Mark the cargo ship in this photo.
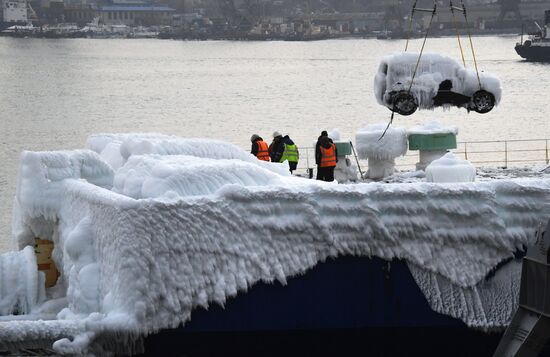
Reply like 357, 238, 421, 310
143, 256, 507, 356
0, 0, 29, 32
1, 133, 550, 356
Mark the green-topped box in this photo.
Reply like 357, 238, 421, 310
408, 133, 457, 151
334, 141, 352, 156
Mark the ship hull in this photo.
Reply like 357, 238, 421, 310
0, 21, 27, 32
142, 256, 506, 356
515, 43, 550, 61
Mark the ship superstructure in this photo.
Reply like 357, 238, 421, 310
1, 0, 28, 30
515, 9, 550, 61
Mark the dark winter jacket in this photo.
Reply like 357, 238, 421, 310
315, 136, 337, 165
269, 135, 284, 162
251, 136, 264, 156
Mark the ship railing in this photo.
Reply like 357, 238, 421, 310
292, 138, 550, 173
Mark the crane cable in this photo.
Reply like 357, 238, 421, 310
381, 0, 482, 140
380, 1, 436, 141
450, 0, 466, 66
407, 3, 437, 93
404, 1, 417, 52
461, 2, 482, 90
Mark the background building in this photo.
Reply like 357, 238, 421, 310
97, 4, 175, 26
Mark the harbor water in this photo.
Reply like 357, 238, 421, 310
1, 35, 549, 253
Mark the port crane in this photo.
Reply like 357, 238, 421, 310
498, 0, 522, 23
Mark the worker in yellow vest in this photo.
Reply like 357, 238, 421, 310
316, 134, 338, 182
280, 135, 299, 173
269, 132, 299, 173
250, 134, 270, 161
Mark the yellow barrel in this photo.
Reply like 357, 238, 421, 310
34, 238, 59, 288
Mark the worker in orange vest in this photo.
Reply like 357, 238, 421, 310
316, 132, 338, 181
250, 134, 270, 161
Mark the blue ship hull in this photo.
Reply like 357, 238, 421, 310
142, 257, 504, 356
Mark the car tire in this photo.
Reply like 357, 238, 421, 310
391, 91, 418, 116
471, 90, 495, 114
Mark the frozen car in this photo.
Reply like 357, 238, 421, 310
374, 53, 502, 116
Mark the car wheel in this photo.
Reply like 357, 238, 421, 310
471, 90, 495, 114
391, 91, 417, 116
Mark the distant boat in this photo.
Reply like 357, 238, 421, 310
375, 30, 391, 40
515, 10, 550, 61
42, 23, 85, 38
129, 26, 158, 39
283, 31, 328, 41
0, 23, 37, 37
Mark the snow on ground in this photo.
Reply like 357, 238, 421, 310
1, 133, 550, 355
383, 165, 550, 184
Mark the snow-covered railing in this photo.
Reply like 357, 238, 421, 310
285, 138, 550, 174
455, 139, 550, 168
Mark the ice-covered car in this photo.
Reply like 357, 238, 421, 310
374, 53, 502, 116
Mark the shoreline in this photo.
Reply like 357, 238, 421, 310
0, 30, 522, 41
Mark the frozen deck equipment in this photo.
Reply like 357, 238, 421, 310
493, 218, 550, 356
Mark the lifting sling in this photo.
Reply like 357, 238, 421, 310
379, 0, 483, 140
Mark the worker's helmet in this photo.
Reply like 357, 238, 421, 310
272, 131, 281, 138
250, 134, 260, 142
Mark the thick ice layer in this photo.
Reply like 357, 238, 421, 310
355, 124, 407, 179
13, 150, 114, 249
410, 259, 521, 329
355, 123, 408, 161
3, 134, 550, 355
0, 246, 45, 315
408, 120, 459, 136
333, 157, 358, 183
63, 178, 550, 339
426, 153, 476, 183
86, 133, 290, 176
374, 52, 502, 110
112, 155, 305, 199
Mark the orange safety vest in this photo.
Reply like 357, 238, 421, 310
320, 144, 337, 167
256, 140, 270, 161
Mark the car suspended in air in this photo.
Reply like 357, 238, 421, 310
373, 0, 502, 117
374, 52, 502, 116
